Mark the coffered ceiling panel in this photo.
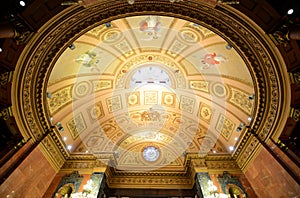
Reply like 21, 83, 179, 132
46, 15, 254, 171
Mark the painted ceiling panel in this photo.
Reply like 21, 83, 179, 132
47, 15, 254, 171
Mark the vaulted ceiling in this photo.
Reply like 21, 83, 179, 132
7, 0, 293, 188
47, 15, 254, 171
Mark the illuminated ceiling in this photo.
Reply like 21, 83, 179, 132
46, 15, 255, 171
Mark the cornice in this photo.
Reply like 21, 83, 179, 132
11, 0, 289, 174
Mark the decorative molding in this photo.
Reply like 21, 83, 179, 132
48, 85, 73, 114
0, 71, 14, 86
106, 95, 122, 112
0, 106, 13, 120
289, 72, 300, 86
216, 114, 235, 141
116, 54, 185, 89
7, 15, 34, 45
12, 0, 286, 179
189, 80, 210, 93
40, 135, 66, 171
179, 95, 195, 114
67, 113, 87, 140
289, 107, 300, 122
229, 87, 253, 115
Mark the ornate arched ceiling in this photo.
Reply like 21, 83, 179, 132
11, 0, 290, 180
47, 15, 254, 170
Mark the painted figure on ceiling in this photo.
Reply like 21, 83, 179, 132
75, 51, 101, 72
139, 16, 162, 40
200, 53, 227, 69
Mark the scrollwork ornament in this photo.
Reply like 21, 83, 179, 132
0, 71, 13, 86
291, 72, 300, 86
0, 106, 13, 120
291, 108, 300, 122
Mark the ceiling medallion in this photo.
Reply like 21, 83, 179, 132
143, 146, 160, 162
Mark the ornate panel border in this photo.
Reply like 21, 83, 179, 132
11, 0, 289, 171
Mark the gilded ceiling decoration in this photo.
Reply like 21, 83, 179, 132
45, 15, 254, 171
11, 0, 290, 187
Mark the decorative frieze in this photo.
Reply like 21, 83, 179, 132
13, 0, 284, 180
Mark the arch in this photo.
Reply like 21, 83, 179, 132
11, 0, 290, 170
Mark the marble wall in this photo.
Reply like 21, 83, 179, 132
0, 145, 56, 198
245, 147, 300, 198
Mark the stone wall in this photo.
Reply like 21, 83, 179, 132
0, 146, 56, 198
245, 147, 300, 198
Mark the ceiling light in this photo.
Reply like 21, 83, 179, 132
63, 137, 67, 141
0, 48, 2, 53
114, 151, 119, 158
287, 9, 294, 15
67, 145, 72, 150
213, 150, 217, 154
229, 146, 234, 151
234, 137, 238, 141
226, 43, 232, 50
128, 0, 134, 4
105, 22, 111, 27
20, 1, 26, 6
46, 92, 52, 98
56, 122, 64, 132
236, 123, 244, 132
249, 93, 255, 100
248, 117, 253, 122
69, 43, 75, 50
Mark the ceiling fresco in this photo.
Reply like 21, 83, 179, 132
46, 15, 255, 171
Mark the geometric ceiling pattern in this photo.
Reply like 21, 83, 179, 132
47, 16, 254, 171
11, 0, 290, 188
